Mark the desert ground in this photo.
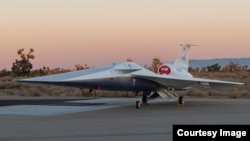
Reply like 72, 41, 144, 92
0, 72, 249, 99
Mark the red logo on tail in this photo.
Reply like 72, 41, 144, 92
158, 65, 171, 75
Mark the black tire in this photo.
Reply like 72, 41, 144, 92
142, 95, 148, 104
178, 96, 184, 105
136, 101, 140, 109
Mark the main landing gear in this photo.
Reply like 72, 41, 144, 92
136, 100, 140, 109
178, 95, 184, 105
135, 89, 185, 109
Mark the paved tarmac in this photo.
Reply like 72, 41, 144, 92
0, 98, 250, 141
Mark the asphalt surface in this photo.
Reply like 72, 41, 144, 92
0, 98, 250, 141
0, 98, 103, 106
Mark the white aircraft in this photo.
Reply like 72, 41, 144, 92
19, 43, 244, 108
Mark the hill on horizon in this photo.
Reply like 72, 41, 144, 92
189, 57, 250, 68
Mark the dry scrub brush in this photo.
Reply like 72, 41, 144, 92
186, 72, 250, 98
1, 72, 249, 98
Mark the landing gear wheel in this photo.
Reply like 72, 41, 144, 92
136, 101, 140, 109
178, 96, 184, 105
142, 95, 148, 104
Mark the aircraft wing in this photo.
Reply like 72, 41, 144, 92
130, 70, 244, 90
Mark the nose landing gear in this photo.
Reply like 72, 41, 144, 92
135, 92, 149, 109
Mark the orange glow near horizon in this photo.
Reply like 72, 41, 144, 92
0, 0, 250, 70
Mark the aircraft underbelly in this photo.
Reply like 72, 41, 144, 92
74, 77, 158, 91
33, 77, 158, 91
158, 80, 196, 89
142, 77, 197, 90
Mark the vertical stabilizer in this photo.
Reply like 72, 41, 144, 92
174, 43, 198, 71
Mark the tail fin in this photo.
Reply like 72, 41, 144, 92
174, 43, 198, 71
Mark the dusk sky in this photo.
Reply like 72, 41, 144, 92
1, 0, 249, 70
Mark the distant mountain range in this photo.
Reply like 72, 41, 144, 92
189, 57, 250, 68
